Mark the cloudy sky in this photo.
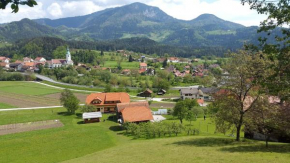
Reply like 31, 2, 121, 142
0, 0, 267, 26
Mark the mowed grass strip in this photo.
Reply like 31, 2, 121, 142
64, 136, 290, 163
0, 108, 119, 163
0, 81, 61, 95
0, 102, 17, 109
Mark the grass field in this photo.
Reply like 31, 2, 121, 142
0, 102, 17, 109
0, 81, 60, 96
104, 61, 139, 69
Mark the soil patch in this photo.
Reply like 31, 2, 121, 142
44, 93, 88, 103
0, 96, 58, 108
0, 119, 63, 135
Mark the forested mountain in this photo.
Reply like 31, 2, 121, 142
0, 2, 281, 56
0, 37, 228, 59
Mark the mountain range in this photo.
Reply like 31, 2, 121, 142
0, 2, 273, 52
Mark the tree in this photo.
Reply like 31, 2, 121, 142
211, 51, 270, 141
242, 0, 290, 102
0, 0, 37, 13
128, 55, 133, 62
53, 46, 66, 59
247, 96, 281, 147
162, 58, 168, 68
173, 101, 188, 124
100, 50, 104, 56
104, 84, 112, 92
186, 111, 195, 125
60, 89, 79, 114
81, 104, 97, 113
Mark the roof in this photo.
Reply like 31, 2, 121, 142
169, 57, 179, 61
143, 88, 153, 94
82, 112, 102, 119
0, 62, 7, 67
0, 57, 9, 61
180, 88, 200, 94
139, 69, 146, 73
121, 106, 153, 122
117, 101, 149, 112
140, 62, 147, 67
86, 92, 130, 105
52, 59, 66, 64
9, 62, 22, 67
197, 99, 204, 104
35, 57, 45, 62
200, 87, 219, 94
23, 62, 35, 67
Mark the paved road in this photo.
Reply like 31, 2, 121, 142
32, 73, 198, 90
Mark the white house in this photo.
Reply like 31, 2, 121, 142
34, 57, 46, 63
47, 47, 74, 68
179, 87, 204, 100
0, 56, 10, 63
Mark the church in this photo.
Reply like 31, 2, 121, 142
47, 47, 74, 68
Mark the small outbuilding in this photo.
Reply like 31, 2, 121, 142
83, 112, 102, 123
137, 89, 153, 97
157, 89, 166, 95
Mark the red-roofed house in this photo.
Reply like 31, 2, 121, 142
139, 62, 147, 70
34, 57, 46, 63
86, 92, 130, 113
0, 62, 9, 69
121, 106, 153, 123
0, 56, 10, 63
167, 57, 179, 63
23, 57, 33, 62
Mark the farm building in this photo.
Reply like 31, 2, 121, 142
83, 112, 102, 123
121, 106, 153, 123
157, 89, 166, 95
86, 92, 130, 113
137, 89, 153, 97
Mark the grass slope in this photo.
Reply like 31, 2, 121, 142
0, 108, 121, 163
0, 81, 60, 95
0, 102, 17, 109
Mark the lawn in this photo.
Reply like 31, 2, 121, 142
1, 108, 289, 163
0, 81, 60, 96
104, 61, 139, 69
0, 102, 17, 109
0, 108, 123, 163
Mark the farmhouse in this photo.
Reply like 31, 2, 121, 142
86, 92, 130, 113
179, 87, 204, 100
167, 57, 179, 63
0, 56, 10, 63
23, 57, 33, 62
0, 62, 9, 69
83, 112, 102, 123
34, 57, 46, 63
139, 62, 147, 70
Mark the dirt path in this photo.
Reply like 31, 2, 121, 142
0, 120, 63, 136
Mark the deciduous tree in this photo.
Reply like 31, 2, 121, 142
60, 89, 79, 114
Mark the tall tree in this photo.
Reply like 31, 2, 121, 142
60, 89, 79, 114
211, 51, 270, 141
128, 55, 133, 62
162, 58, 168, 68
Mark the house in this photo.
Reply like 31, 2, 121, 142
157, 89, 166, 95
86, 92, 130, 113
0, 56, 10, 63
137, 89, 153, 97
200, 87, 219, 101
167, 57, 179, 63
116, 101, 149, 117
0, 62, 9, 69
179, 87, 204, 100
34, 57, 46, 63
46, 47, 73, 68
146, 68, 155, 76
120, 106, 153, 123
9, 62, 22, 71
139, 62, 147, 70
83, 112, 102, 123
18, 62, 36, 71
23, 57, 33, 62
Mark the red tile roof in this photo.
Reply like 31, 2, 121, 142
197, 99, 204, 105
117, 101, 149, 112
140, 63, 147, 67
121, 106, 153, 122
86, 92, 130, 105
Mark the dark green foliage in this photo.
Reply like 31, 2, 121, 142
81, 104, 97, 113
173, 99, 199, 124
128, 55, 133, 62
0, 72, 25, 81
123, 122, 199, 139
60, 89, 79, 114
0, 0, 37, 13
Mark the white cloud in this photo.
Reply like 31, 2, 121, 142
0, 0, 267, 26
47, 3, 63, 17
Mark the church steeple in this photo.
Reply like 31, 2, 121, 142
66, 46, 71, 62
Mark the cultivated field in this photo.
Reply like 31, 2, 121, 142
0, 82, 90, 108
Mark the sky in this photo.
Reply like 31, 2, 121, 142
0, 0, 267, 26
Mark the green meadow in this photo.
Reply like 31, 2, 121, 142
0, 102, 17, 109
0, 108, 289, 163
